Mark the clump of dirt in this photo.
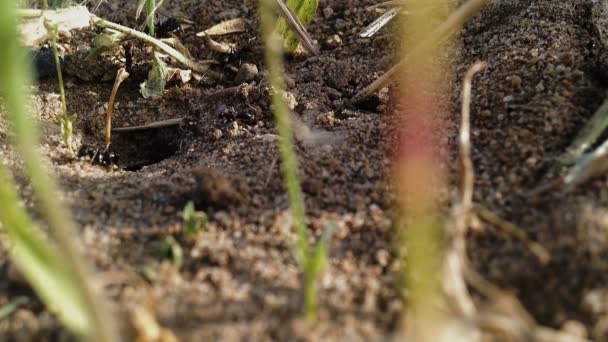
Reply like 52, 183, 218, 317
4, 0, 608, 340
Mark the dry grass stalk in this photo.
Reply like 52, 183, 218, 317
442, 62, 486, 325
105, 68, 129, 147
351, 0, 491, 104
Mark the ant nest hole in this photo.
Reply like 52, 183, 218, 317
111, 125, 182, 171
79, 123, 183, 171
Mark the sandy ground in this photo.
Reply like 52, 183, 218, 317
2, 0, 608, 341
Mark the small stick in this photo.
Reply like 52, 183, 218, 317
443, 62, 486, 319
474, 205, 551, 265
106, 68, 129, 147
459, 61, 487, 212
112, 118, 183, 132
264, 156, 278, 187
351, 0, 490, 104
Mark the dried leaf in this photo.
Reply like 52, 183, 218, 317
197, 18, 248, 36
203, 34, 237, 54
161, 36, 193, 59
167, 67, 191, 83
18, 6, 91, 46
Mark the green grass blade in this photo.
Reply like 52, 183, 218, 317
261, 0, 334, 325
564, 98, 608, 161
0, 169, 92, 334
260, 0, 309, 261
146, 0, 155, 36
0, 297, 28, 321
306, 223, 335, 277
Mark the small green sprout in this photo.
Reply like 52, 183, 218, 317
0, 297, 29, 321
44, 19, 76, 145
138, 264, 159, 283
140, 52, 168, 98
299, 223, 335, 323
85, 32, 124, 61
161, 235, 183, 269
181, 201, 207, 239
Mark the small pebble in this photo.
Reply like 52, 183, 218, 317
561, 320, 587, 338
282, 91, 298, 110
325, 34, 343, 48
508, 75, 522, 88
284, 76, 296, 89
235, 63, 258, 83
211, 128, 223, 141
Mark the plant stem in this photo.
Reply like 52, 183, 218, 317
261, 0, 321, 323
260, 0, 308, 260
146, 0, 155, 37
304, 271, 317, 324
91, 15, 210, 73
105, 68, 129, 147
48, 24, 67, 117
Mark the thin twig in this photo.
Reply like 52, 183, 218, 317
106, 68, 129, 147
473, 205, 551, 264
264, 156, 278, 187
112, 118, 183, 132
351, 0, 490, 104
459, 61, 487, 211
443, 62, 486, 320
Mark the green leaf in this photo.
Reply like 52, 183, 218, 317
140, 52, 168, 98
181, 201, 207, 239
161, 235, 183, 269
85, 33, 121, 61
138, 264, 159, 283
0, 297, 29, 320
0, 169, 92, 335
60, 113, 76, 143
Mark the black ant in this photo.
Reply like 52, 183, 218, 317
78, 144, 119, 166
155, 16, 182, 38
143, 11, 186, 38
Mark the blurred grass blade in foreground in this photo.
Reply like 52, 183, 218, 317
0, 170, 92, 334
0, 2, 117, 341
396, 0, 453, 340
